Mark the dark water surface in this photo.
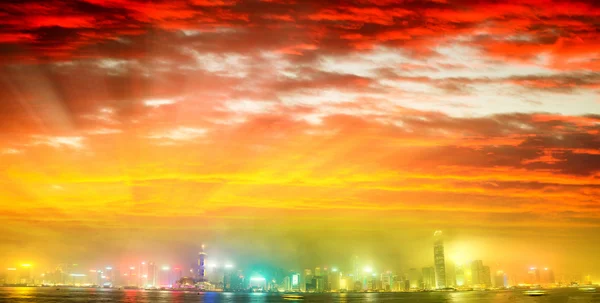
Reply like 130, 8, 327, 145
0, 287, 599, 303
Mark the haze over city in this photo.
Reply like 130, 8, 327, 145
0, 0, 599, 295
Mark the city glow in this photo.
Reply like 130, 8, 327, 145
0, 0, 598, 293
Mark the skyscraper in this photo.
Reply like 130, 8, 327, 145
409, 268, 421, 289
433, 230, 446, 288
494, 270, 507, 288
470, 260, 491, 288
422, 267, 435, 290
147, 262, 156, 287
482, 266, 491, 288
471, 260, 483, 286
197, 244, 207, 281
541, 268, 555, 285
445, 261, 456, 287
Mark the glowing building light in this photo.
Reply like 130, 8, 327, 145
89, 270, 97, 273
106, 267, 112, 270
70, 274, 86, 277
363, 266, 373, 273
7, 268, 17, 271
141, 262, 146, 265
21, 264, 31, 267
162, 266, 170, 271
250, 277, 266, 281
332, 268, 338, 272
130, 267, 135, 270
225, 264, 234, 269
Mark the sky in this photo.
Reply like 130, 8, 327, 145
0, 0, 599, 277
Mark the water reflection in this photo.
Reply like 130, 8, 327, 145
0, 288, 598, 302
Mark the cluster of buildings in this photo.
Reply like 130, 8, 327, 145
1, 232, 593, 291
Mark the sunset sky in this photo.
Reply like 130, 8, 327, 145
0, 0, 599, 275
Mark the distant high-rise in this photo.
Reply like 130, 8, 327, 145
494, 270, 508, 288
471, 260, 483, 286
433, 230, 446, 288
147, 262, 156, 287
409, 268, 421, 289
445, 262, 456, 287
455, 264, 465, 286
422, 267, 435, 290
197, 244, 207, 281
541, 268, 555, 285
482, 266, 491, 288
470, 260, 491, 288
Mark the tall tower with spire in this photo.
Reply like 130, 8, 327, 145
433, 231, 447, 289
197, 244, 207, 281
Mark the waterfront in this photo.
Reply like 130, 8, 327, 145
0, 287, 598, 303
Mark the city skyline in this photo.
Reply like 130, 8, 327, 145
1, 232, 594, 290
0, 0, 599, 294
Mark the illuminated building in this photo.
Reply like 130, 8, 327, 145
315, 276, 324, 292
127, 266, 137, 287
409, 268, 421, 289
381, 271, 393, 291
495, 270, 508, 288
160, 266, 171, 287
433, 230, 446, 288
249, 276, 266, 290
197, 244, 207, 281
112, 268, 122, 286
322, 267, 330, 291
353, 280, 362, 292
455, 264, 465, 286
422, 267, 435, 290
19, 264, 32, 285
352, 256, 359, 284
147, 262, 156, 287
527, 267, 540, 285
281, 276, 290, 291
291, 273, 300, 291
470, 260, 491, 288
471, 260, 482, 287
302, 269, 312, 292
445, 262, 456, 287
541, 268, 555, 285
223, 264, 235, 290
104, 266, 114, 285
139, 262, 147, 287
329, 269, 340, 291
4, 268, 18, 285
482, 266, 491, 288
339, 276, 347, 291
